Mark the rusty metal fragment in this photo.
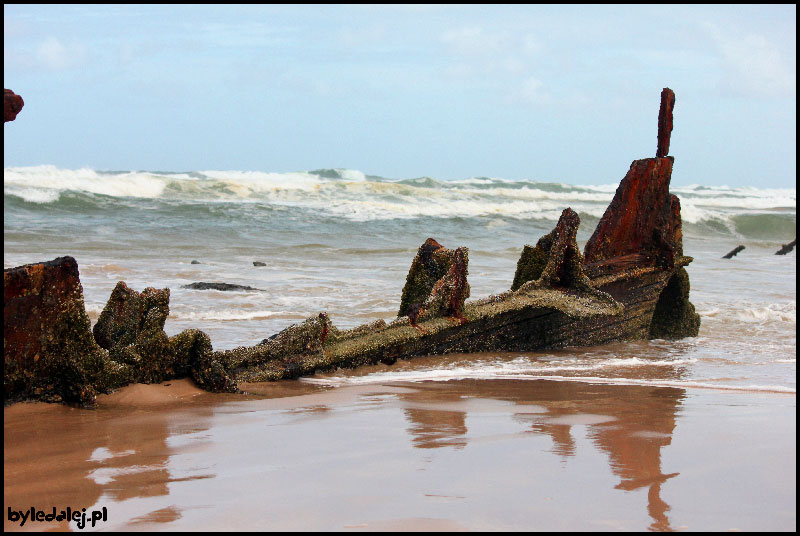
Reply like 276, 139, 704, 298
584, 158, 682, 269
4, 88, 24, 123
657, 88, 675, 157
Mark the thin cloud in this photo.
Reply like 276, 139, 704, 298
706, 23, 796, 98
440, 25, 548, 105
35, 36, 88, 70
517, 76, 549, 104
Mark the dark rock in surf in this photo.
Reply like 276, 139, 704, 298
253, 261, 266, 267
183, 282, 263, 291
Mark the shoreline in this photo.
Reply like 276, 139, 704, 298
4, 377, 795, 531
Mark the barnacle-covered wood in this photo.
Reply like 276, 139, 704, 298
398, 238, 454, 317
420, 246, 471, 323
217, 314, 394, 381
93, 281, 237, 391
513, 208, 601, 296
4, 257, 129, 406
93, 281, 144, 350
648, 268, 701, 339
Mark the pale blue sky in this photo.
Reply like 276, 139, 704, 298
4, 4, 796, 188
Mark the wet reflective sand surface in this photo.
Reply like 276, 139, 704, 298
4, 378, 795, 531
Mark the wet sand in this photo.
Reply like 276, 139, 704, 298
4, 378, 796, 532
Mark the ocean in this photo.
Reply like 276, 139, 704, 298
3, 164, 796, 531
3, 165, 796, 393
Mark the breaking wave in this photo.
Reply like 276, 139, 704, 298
4, 165, 796, 238
304, 368, 795, 394
699, 301, 796, 324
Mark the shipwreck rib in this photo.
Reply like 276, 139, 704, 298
212, 87, 700, 382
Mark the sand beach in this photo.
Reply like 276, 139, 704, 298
4, 375, 795, 531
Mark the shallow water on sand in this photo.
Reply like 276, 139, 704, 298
3, 379, 795, 531
4, 230, 796, 394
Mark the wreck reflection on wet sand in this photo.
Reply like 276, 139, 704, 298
4, 375, 794, 531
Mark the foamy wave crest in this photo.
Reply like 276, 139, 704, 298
702, 301, 796, 324
697, 301, 797, 325
169, 309, 292, 321
734, 303, 796, 323
87, 305, 302, 324
304, 371, 795, 394
526, 377, 796, 394
196, 169, 323, 193
4, 166, 794, 227
3, 186, 61, 204
304, 356, 699, 385
4, 165, 171, 202
673, 184, 796, 209
671, 184, 796, 236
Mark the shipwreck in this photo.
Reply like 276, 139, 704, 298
4, 88, 700, 407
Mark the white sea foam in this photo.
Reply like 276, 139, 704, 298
733, 303, 796, 323
4, 165, 795, 225
88, 305, 299, 322
4, 165, 168, 199
701, 302, 796, 324
168, 309, 293, 321
197, 169, 322, 192
3, 186, 61, 203
303, 356, 700, 384
304, 370, 796, 394
673, 184, 796, 205
337, 169, 367, 182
